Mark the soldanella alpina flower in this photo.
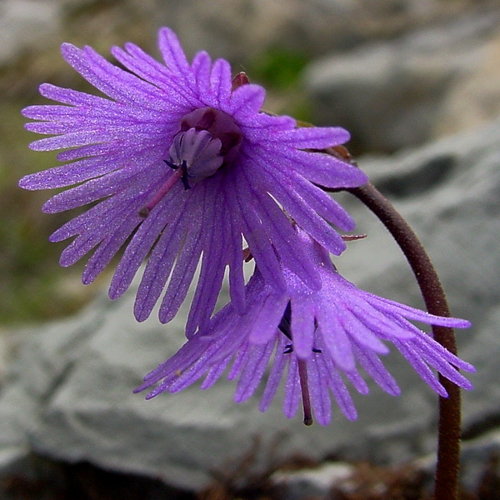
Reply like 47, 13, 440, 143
20, 27, 367, 332
137, 231, 474, 426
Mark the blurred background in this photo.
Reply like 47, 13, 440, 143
0, 0, 499, 498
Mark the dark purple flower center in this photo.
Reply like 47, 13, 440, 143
180, 107, 242, 162
140, 108, 242, 216
166, 107, 243, 189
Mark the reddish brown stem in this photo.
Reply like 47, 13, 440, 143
344, 182, 461, 500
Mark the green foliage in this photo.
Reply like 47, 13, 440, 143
0, 102, 93, 325
249, 47, 309, 90
249, 48, 313, 123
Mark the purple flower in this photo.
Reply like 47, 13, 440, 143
20, 27, 367, 333
136, 232, 474, 426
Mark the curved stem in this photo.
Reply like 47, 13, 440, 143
345, 182, 461, 500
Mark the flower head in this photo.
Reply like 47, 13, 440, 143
136, 232, 474, 426
20, 28, 367, 333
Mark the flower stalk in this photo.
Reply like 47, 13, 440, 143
345, 182, 461, 500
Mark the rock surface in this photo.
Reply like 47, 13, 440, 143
1, 119, 498, 495
271, 462, 354, 500
151, 0, 485, 63
0, 0, 62, 66
0, 0, 492, 70
305, 5, 500, 152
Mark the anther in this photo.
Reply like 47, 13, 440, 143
231, 72, 250, 90
242, 247, 253, 262
341, 234, 367, 242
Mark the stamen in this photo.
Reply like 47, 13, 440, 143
179, 107, 242, 163
342, 234, 367, 241
139, 167, 183, 217
231, 72, 250, 90
330, 144, 353, 162
180, 171, 191, 190
298, 359, 313, 426
242, 247, 253, 262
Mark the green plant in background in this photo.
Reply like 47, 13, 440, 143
0, 100, 96, 324
249, 47, 313, 123
250, 47, 308, 90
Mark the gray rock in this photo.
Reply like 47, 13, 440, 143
1, 124, 498, 493
271, 462, 354, 500
0, 289, 373, 492
460, 429, 500, 492
0, 0, 486, 71
273, 433, 500, 500
412, 428, 500, 493
305, 7, 500, 152
0, 0, 62, 65
151, 0, 490, 64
